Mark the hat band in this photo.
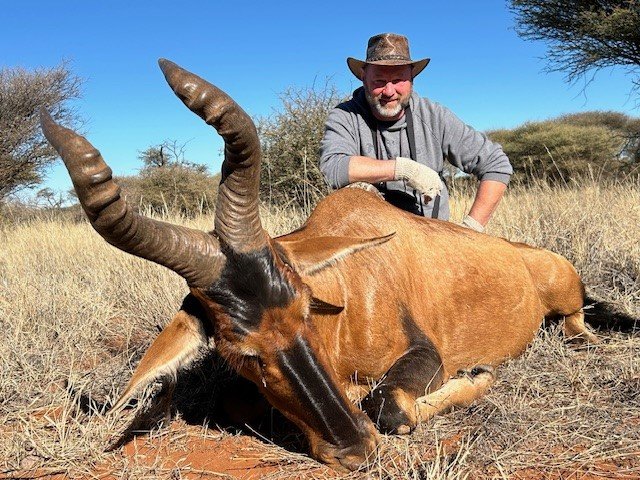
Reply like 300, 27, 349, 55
366, 54, 412, 62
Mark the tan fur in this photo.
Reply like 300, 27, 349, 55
277, 187, 596, 421
112, 187, 596, 453
109, 309, 208, 414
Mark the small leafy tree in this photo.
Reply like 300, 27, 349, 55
119, 139, 218, 216
0, 62, 82, 202
35, 187, 69, 209
138, 145, 170, 169
138, 139, 207, 173
257, 81, 344, 209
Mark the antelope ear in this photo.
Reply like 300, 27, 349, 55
310, 296, 344, 315
279, 232, 395, 276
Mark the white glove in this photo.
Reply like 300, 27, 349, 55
394, 157, 442, 200
461, 215, 485, 233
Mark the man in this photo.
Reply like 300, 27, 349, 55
319, 33, 512, 232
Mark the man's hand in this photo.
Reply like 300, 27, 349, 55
394, 157, 442, 200
461, 215, 484, 233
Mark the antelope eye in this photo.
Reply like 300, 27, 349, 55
247, 354, 265, 368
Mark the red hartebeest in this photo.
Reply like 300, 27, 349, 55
41, 60, 601, 471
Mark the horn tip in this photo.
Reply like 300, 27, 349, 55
39, 107, 52, 126
158, 58, 178, 76
40, 108, 58, 141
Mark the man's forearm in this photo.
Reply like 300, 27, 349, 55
348, 156, 396, 183
467, 180, 508, 226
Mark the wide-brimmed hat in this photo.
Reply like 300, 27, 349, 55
347, 33, 430, 81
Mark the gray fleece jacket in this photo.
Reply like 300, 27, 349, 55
319, 87, 513, 219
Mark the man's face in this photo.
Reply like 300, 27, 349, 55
363, 64, 413, 121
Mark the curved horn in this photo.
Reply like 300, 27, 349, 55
158, 59, 267, 253
40, 109, 225, 289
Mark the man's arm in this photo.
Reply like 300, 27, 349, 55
432, 102, 512, 229
347, 156, 396, 183
349, 156, 443, 201
466, 179, 507, 227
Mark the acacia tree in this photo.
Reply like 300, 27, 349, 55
138, 139, 206, 173
0, 62, 82, 201
510, 0, 640, 94
486, 110, 640, 182
257, 81, 344, 209
115, 139, 217, 215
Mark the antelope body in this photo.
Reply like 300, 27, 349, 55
41, 60, 598, 471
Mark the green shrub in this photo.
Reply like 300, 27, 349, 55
487, 111, 640, 183
257, 82, 344, 209
558, 111, 640, 162
116, 165, 219, 216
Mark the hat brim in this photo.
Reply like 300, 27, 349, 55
347, 57, 430, 81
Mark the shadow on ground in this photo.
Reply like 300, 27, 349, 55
72, 349, 308, 457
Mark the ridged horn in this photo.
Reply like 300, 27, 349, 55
40, 108, 225, 289
158, 58, 267, 253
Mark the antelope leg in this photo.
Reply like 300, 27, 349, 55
563, 310, 600, 344
414, 365, 496, 423
109, 308, 209, 414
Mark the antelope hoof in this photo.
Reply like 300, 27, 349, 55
361, 386, 415, 434
457, 364, 496, 382
567, 331, 601, 346
395, 424, 412, 435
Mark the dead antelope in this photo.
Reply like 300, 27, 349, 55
41, 59, 602, 471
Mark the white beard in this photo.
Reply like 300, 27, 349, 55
365, 89, 411, 120
372, 100, 403, 118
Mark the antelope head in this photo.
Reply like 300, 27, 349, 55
41, 60, 380, 471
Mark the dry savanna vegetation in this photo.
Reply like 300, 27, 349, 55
0, 176, 639, 479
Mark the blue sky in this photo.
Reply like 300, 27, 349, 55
2, 0, 637, 196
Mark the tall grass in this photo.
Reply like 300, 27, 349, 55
0, 177, 638, 478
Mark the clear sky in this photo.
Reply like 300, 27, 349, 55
2, 0, 637, 196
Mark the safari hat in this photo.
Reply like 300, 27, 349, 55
347, 33, 430, 81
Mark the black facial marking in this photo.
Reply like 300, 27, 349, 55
277, 335, 363, 448
361, 304, 443, 433
206, 245, 295, 334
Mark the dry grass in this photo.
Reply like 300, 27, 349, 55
0, 177, 638, 479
